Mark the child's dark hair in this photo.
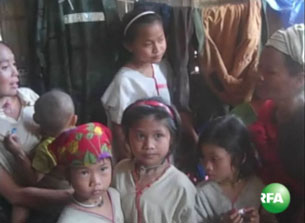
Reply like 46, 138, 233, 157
121, 8, 163, 44
198, 115, 258, 179
121, 97, 181, 151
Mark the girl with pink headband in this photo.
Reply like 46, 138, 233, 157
113, 97, 196, 223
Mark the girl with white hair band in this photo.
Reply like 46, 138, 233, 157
250, 24, 304, 223
101, 8, 170, 162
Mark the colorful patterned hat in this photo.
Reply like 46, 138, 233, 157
48, 122, 112, 167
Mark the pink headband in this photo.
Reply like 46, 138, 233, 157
133, 100, 174, 118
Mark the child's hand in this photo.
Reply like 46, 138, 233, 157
221, 209, 243, 223
4, 134, 24, 157
244, 207, 260, 223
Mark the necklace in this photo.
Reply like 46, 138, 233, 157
136, 158, 167, 175
72, 195, 104, 208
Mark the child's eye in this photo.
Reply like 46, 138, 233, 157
211, 157, 220, 162
154, 133, 164, 139
143, 42, 152, 47
158, 37, 164, 43
80, 170, 89, 176
100, 166, 108, 172
136, 133, 145, 140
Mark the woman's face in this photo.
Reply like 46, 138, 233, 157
256, 47, 301, 102
0, 44, 19, 97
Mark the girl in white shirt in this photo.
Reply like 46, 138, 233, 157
113, 97, 196, 223
101, 9, 170, 162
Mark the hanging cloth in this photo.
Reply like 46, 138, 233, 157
199, 0, 262, 105
31, 0, 120, 124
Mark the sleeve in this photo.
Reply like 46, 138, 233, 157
195, 188, 213, 223
175, 179, 197, 223
101, 75, 138, 124
32, 139, 57, 174
18, 88, 40, 105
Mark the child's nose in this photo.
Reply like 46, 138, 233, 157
90, 172, 101, 186
153, 43, 161, 54
204, 161, 213, 171
144, 137, 155, 150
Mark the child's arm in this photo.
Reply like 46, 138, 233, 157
112, 122, 130, 162
0, 168, 72, 209
4, 134, 43, 185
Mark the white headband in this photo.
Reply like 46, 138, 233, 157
123, 11, 156, 36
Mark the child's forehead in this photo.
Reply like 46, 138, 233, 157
131, 115, 169, 128
200, 143, 229, 155
70, 158, 111, 169
133, 21, 164, 38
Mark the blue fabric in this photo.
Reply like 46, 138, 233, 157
197, 163, 206, 181
266, 0, 304, 25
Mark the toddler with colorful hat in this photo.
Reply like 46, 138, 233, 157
49, 122, 124, 223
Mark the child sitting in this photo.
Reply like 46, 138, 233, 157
4, 89, 77, 222
49, 122, 124, 223
195, 115, 277, 223
114, 97, 196, 223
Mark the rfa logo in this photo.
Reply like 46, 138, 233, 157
261, 183, 290, 213
261, 193, 284, 203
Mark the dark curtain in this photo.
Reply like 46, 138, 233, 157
28, 0, 120, 124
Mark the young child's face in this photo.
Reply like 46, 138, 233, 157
0, 44, 19, 97
68, 158, 112, 203
128, 116, 171, 167
126, 21, 166, 65
200, 144, 237, 184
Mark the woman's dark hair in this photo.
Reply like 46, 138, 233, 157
121, 8, 163, 44
197, 115, 258, 179
121, 97, 181, 152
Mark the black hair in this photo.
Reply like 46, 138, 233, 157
197, 115, 258, 179
121, 8, 163, 44
121, 97, 181, 152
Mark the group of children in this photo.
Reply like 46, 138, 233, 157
1, 7, 284, 223
5, 91, 275, 223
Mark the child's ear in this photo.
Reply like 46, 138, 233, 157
33, 113, 40, 124
70, 115, 78, 126
123, 42, 133, 53
64, 167, 71, 182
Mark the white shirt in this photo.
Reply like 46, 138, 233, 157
0, 88, 40, 181
57, 187, 124, 223
101, 63, 171, 124
114, 159, 197, 223
195, 176, 277, 223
